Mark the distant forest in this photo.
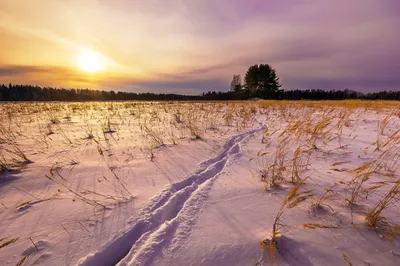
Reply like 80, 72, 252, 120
1, 63, 399, 101
1, 83, 400, 101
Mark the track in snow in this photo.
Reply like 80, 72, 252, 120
77, 126, 264, 266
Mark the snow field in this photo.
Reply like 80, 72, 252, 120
0, 100, 399, 265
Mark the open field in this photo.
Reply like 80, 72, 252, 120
0, 100, 399, 266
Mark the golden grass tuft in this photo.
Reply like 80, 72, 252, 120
260, 178, 313, 265
0, 237, 19, 249
342, 253, 354, 266
365, 181, 399, 232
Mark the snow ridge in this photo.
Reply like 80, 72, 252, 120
77, 126, 263, 266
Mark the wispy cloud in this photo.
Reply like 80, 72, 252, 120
0, 0, 399, 92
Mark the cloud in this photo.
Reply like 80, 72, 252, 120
0, 66, 45, 76
0, 65, 84, 79
0, 64, 226, 94
0, 0, 399, 92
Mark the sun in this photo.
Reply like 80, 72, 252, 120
77, 50, 103, 73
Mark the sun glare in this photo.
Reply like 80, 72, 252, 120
78, 50, 103, 73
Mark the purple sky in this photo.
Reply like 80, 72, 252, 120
0, 0, 399, 93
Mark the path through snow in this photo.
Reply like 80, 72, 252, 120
77, 126, 264, 266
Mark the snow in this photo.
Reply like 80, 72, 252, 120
0, 101, 399, 266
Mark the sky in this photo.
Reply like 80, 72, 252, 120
0, 0, 399, 94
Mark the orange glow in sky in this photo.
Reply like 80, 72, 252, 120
0, 0, 399, 93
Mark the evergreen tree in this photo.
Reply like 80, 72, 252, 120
244, 64, 281, 99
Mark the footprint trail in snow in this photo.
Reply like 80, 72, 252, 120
78, 125, 264, 266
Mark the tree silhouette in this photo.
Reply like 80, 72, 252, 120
244, 64, 281, 99
230, 74, 242, 92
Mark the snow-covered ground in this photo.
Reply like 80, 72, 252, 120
0, 101, 399, 266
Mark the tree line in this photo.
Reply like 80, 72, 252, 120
201, 89, 400, 100
228, 64, 400, 100
0, 84, 205, 101
1, 63, 399, 101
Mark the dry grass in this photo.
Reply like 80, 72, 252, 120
2, 100, 400, 265
257, 100, 400, 110
346, 160, 382, 206
303, 223, 338, 229
260, 178, 313, 265
256, 100, 400, 264
0, 238, 19, 249
342, 253, 354, 266
365, 181, 400, 233
309, 184, 338, 214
